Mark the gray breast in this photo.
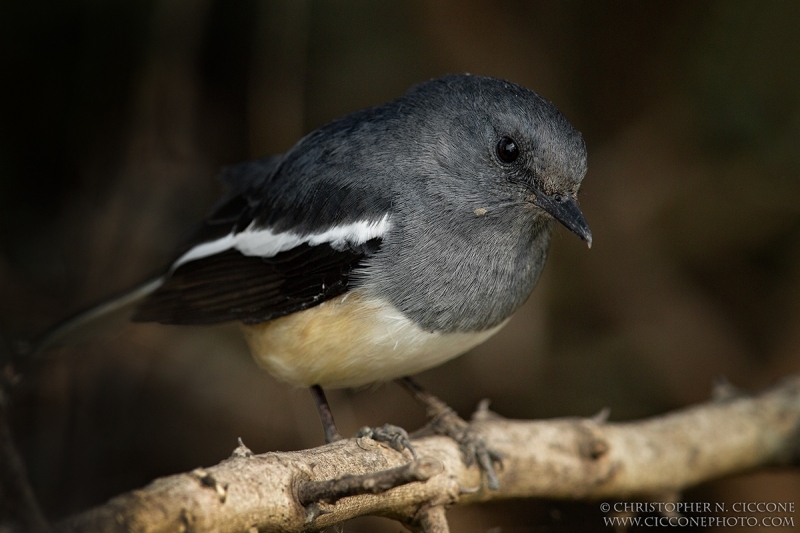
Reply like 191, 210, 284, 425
359, 209, 553, 334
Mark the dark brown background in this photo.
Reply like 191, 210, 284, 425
1, 1, 799, 531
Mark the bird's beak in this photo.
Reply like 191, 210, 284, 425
531, 189, 592, 248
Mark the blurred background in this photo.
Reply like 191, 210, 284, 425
1, 0, 799, 531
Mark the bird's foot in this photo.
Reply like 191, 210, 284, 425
414, 405, 502, 490
398, 377, 502, 490
310, 385, 417, 460
356, 424, 417, 459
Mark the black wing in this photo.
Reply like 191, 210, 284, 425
133, 155, 384, 326
133, 238, 380, 325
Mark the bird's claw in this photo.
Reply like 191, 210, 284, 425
422, 409, 503, 490
357, 424, 418, 459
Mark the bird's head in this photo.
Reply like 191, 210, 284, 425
405, 74, 592, 247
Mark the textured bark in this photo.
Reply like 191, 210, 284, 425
57, 376, 800, 533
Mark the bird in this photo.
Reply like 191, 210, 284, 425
33, 74, 590, 489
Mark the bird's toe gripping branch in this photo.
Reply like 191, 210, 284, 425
398, 378, 503, 490
416, 406, 503, 491
356, 424, 418, 459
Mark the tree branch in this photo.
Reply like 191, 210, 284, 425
297, 458, 442, 506
57, 376, 800, 533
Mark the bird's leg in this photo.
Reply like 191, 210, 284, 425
309, 385, 343, 443
397, 377, 502, 490
310, 385, 417, 458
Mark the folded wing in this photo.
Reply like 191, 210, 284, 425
134, 156, 388, 325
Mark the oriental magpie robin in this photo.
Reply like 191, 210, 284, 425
35, 74, 591, 489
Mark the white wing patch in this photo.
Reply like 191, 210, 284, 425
172, 214, 391, 269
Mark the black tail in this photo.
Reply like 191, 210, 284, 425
24, 278, 164, 357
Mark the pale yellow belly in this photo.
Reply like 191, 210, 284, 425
241, 291, 508, 388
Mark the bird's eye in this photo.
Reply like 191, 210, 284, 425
496, 136, 519, 164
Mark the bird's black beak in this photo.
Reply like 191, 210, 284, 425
531, 189, 592, 248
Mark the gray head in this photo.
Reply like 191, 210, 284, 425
395, 74, 590, 245
354, 74, 591, 332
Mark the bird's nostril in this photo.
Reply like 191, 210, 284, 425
553, 194, 563, 203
